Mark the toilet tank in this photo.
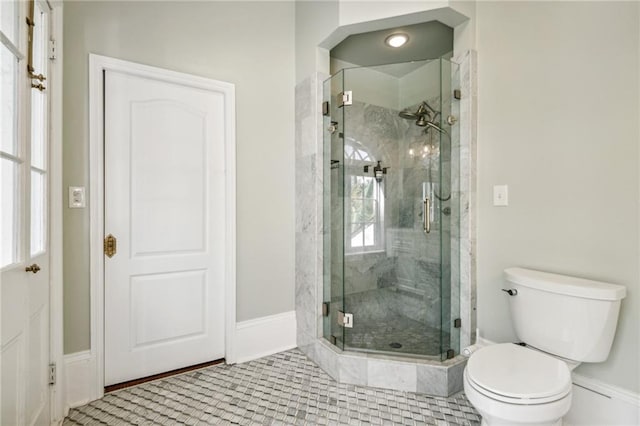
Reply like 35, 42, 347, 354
504, 267, 626, 363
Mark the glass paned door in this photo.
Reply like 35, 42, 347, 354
1, 1, 52, 424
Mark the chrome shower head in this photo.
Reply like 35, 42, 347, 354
399, 101, 440, 127
399, 110, 418, 119
415, 115, 428, 127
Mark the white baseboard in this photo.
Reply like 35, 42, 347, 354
233, 310, 297, 364
565, 373, 640, 426
63, 351, 99, 413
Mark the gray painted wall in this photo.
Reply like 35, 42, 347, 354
63, 1, 295, 354
475, 1, 640, 393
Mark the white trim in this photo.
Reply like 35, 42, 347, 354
567, 373, 640, 426
48, 2, 65, 424
234, 311, 297, 364
88, 54, 237, 400
571, 373, 640, 408
62, 351, 98, 413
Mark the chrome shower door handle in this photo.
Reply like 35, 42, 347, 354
423, 197, 431, 234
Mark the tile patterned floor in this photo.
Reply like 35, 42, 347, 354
64, 349, 481, 425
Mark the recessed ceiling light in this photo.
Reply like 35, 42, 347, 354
385, 33, 409, 48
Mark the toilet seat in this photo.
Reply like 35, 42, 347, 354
466, 343, 572, 405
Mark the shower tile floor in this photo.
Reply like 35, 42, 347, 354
64, 349, 481, 425
344, 316, 446, 358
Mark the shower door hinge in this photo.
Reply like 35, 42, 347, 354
454, 318, 461, 328
48, 363, 56, 386
337, 311, 353, 328
338, 91, 352, 107
453, 89, 461, 100
322, 302, 330, 317
322, 101, 330, 116
446, 349, 455, 360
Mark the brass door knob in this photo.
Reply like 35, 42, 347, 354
25, 264, 41, 274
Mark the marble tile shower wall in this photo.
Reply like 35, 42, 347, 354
295, 73, 325, 360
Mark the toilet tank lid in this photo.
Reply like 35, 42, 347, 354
504, 268, 626, 301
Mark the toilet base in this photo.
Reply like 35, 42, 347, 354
480, 417, 562, 426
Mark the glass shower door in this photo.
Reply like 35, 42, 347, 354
323, 59, 460, 360
322, 71, 345, 349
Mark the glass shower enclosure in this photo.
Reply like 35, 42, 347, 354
322, 58, 460, 360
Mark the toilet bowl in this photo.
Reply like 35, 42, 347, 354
463, 343, 572, 426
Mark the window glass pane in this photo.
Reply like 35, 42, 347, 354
350, 199, 362, 224
0, 43, 17, 155
0, 0, 17, 46
32, 4, 47, 75
31, 87, 45, 169
363, 177, 375, 198
363, 199, 375, 222
350, 224, 363, 248
1, 158, 18, 266
30, 169, 45, 255
363, 223, 375, 247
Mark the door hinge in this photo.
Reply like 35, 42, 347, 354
453, 89, 461, 100
48, 39, 57, 61
454, 318, 461, 328
104, 234, 117, 258
48, 363, 56, 385
322, 101, 330, 116
338, 91, 352, 107
322, 302, 330, 317
337, 311, 353, 328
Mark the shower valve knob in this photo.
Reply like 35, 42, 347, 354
501, 289, 518, 296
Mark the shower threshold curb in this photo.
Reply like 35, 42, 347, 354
299, 338, 467, 397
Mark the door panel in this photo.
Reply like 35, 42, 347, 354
130, 100, 207, 256
130, 270, 207, 348
104, 70, 226, 386
1, 335, 23, 425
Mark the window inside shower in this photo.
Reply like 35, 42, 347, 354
322, 58, 461, 361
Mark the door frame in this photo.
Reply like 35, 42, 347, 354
88, 54, 237, 399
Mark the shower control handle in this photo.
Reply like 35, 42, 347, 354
423, 197, 431, 234
502, 289, 518, 296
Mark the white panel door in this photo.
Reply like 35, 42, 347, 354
1, 1, 51, 425
104, 69, 226, 386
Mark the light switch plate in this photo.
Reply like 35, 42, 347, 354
69, 186, 86, 208
493, 185, 508, 206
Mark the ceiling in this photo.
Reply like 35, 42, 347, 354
330, 20, 454, 72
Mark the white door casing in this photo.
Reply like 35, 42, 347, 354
104, 70, 226, 385
89, 55, 236, 393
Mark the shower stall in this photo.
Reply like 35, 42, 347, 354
322, 58, 461, 361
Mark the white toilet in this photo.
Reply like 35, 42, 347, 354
464, 267, 626, 426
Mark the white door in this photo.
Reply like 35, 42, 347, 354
103, 68, 226, 386
1, 0, 51, 424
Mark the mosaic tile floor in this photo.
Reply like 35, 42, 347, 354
64, 349, 481, 425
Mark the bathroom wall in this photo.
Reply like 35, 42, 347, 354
63, 1, 295, 353
475, 1, 640, 393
